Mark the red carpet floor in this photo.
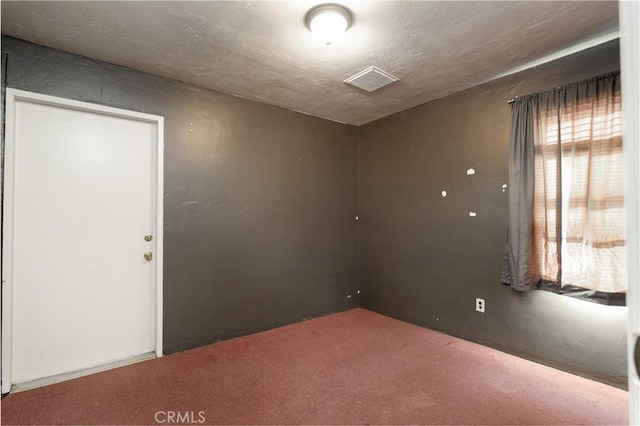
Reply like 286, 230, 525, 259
0, 308, 628, 425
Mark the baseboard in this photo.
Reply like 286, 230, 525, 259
10, 352, 156, 393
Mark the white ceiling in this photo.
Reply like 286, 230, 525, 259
1, 1, 619, 125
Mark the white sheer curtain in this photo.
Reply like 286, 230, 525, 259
533, 72, 626, 293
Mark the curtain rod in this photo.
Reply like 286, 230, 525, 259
507, 75, 615, 104
509, 85, 565, 104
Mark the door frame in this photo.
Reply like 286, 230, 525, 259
1, 88, 164, 394
620, 1, 640, 423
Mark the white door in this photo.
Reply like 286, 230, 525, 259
2, 89, 163, 392
621, 1, 640, 424
619, 1, 640, 425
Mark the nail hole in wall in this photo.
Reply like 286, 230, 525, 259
466, 168, 476, 175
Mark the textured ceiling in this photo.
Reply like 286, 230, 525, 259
1, 1, 619, 125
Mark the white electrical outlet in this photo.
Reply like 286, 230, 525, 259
476, 298, 485, 313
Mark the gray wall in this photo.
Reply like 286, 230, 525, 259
358, 40, 628, 387
1, 36, 359, 353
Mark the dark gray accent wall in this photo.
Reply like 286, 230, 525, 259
358, 40, 628, 387
1, 36, 359, 353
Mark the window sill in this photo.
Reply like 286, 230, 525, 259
538, 280, 625, 306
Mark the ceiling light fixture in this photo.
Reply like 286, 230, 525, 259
305, 3, 353, 46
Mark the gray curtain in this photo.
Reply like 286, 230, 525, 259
502, 98, 539, 291
502, 71, 625, 294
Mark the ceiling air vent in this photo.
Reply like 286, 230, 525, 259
344, 66, 398, 93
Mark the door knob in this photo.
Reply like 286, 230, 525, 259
634, 334, 640, 377
143, 252, 153, 261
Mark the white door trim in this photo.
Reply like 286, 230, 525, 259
1, 88, 164, 394
620, 1, 640, 424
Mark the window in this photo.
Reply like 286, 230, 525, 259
503, 72, 626, 301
